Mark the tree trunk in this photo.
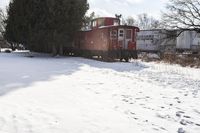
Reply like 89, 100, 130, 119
11, 43, 15, 51
52, 44, 57, 56
59, 44, 63, 56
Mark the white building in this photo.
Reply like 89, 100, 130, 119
136, 29, 177, 53
177, 30, 200, 53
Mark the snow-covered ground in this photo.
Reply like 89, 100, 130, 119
0, 52, 200, 133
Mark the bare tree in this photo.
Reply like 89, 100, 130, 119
162, 0, 200, 32
150, 18, 160, 29
137, 13, 149, 29
136, 13, 160, 30
126, 16, 135, 26
83, 12, 96, 30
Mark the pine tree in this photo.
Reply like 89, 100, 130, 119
5, 0, 89, 54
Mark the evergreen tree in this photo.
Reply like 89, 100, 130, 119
5, 0, 89, 54
83, 12, 96, 30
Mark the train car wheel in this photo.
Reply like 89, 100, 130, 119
133, 54, 138, 59
125, 57, 129, 62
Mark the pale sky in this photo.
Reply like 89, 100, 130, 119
0, 0, 169, 19
88, 0, 169, 18
0, 0, 9, 12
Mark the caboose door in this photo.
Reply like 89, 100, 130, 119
125, 29, 132, 49
118, 29, 132, 49
118, 29, 125, 49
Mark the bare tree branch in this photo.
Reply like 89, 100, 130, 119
136, 13, 161, 30
161, 0, 200, 32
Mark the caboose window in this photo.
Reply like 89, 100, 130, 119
110, 30, 117, 39
119, 30, 124, 37
98, 18, 105, 27
92, 20, 97, 27
126, 29, 132, 39
114, 20, 120, 26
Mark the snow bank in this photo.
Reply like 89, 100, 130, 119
0, 52, 200, 133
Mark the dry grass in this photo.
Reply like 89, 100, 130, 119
139, 53, 161, 62
163, 53, 200, 68
139, 52, 200, 68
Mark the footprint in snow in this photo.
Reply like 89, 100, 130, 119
195, 123, 200, 126
178, 128, 185, 133
174, 97, 180, 100
177, 101, 182, 104
160, 127, 167, 131
193, 109, 200, 115
180, 119, 188, 126
176, 111, 185, 117
122, 99, 129, 103
183, 115, 191, 119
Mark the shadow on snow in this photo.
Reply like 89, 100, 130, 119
0, 52, 149, 96
0, 52, 83, 96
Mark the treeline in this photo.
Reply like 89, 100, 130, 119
122, 13, 161, 30
4, 0, 88, 55
1, 0, 200, 53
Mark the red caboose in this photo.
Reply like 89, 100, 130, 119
74, 17, 139, 61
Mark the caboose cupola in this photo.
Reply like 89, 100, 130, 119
91, 17, 120, 29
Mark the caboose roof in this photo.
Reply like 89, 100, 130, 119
92, 17, 119, 21
99, 25, 140, 31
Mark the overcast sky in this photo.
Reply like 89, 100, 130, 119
0, 0, 169, 19
0, 0, 9, 11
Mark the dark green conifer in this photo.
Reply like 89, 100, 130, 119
5, 0, 89, 55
